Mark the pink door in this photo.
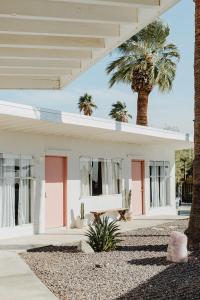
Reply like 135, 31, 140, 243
45, 156, 67, 228
131, 161, 144, 215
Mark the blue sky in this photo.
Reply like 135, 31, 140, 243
0, 0, 194, 133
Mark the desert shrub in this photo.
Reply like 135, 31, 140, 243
85, 217, 121, 252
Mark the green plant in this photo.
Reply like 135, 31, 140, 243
80, 202, 85, 220
106, 20, 180, 126
109, 101, 132, 123
78, 93, 97, 116
85, 217, 121, 252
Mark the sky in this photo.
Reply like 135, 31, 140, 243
0, 0, 195, 134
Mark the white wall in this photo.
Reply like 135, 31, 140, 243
0, 129, 177, 236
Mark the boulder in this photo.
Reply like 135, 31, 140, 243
167, 231, 188, 263
77, 240, 94, 254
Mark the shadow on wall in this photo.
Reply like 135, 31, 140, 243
35, 105, 126, 133
115, 121, 122, 132
34, 106, 63, 123
116, 253, 200, 299
70, 209, 76, 228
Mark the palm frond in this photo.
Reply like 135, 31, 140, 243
78, 93, 97, 115
109, 101, 132, 122
107, 20, 180, 94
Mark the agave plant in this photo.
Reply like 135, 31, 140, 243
85, 217, 121, 252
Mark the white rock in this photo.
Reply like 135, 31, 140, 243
167, 231, 188, 263
77, 240, 94, 254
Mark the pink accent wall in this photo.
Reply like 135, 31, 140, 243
45, 156, 66, 228
131, 161, 144, 215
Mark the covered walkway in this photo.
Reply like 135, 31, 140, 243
0, 216, 187, 252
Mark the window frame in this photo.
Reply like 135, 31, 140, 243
0, 153, 34, 227
80, 157, 123, 198
149, 160, 170, 208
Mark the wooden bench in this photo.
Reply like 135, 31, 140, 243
90, 208, 129, 223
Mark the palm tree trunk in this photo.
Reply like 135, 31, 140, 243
136, 90, 150, 126
186, 0, 200, 250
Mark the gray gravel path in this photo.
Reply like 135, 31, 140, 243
21, 220, 200, 300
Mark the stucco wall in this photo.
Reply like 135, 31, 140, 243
0, 129, 177, 235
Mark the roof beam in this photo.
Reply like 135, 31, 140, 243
0, 68, 72, 76
0, 76, 61, 89
63, 0, 160, 8
0, 48, 92, 60
0, 0, 138, 24
0, 47, 92, 60
0, 58, 81, 69
0, 18, 120, 38
0, 34, 105, 49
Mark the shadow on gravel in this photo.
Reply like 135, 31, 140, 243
120, 234, 169, 238
118, 254, 200, 300
27, 245, 79, 253
117, 244, 167, 252
128, 256, 169, 266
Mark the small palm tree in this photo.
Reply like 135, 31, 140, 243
106, 20, 180, 126
109, 101, 132, 123
78, 93, 97, 116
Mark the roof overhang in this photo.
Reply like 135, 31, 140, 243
0, 101, 193, 149
0, 0, 180, 89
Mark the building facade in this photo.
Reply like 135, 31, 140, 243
0, 101, 193, 239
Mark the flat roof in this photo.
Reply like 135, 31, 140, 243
0, 101, 193, 149
0, 0, 180, 89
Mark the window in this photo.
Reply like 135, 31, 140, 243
91, 161, 102, 196
0, 154, 33, 228
80, 158, 122, 197
149, 161, 170, 208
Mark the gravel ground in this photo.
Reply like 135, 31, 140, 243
21, 220, 200, 300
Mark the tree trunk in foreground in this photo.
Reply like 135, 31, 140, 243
136, 90, 150, 126
186, 0, 200, 250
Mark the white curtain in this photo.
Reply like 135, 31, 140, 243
18, 179, 30, 225
1, 159, 15, 227
165, 162, 170, 205
159, 165, 165, 207
80, 160, 90, 197
150, 161, 170, 208
18, 159, 31, 224
112, 161, 121, 194
150, 164, 160, 208
80, 158, 122, 197
102, 160, 113, 195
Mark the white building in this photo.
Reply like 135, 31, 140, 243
0, 0, 187, 239
0, 101, 193, 239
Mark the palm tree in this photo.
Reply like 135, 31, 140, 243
106, 20, 180, 126
109, 101, 132, 123
186, 0, 200, 250
78, 93, 97, 116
